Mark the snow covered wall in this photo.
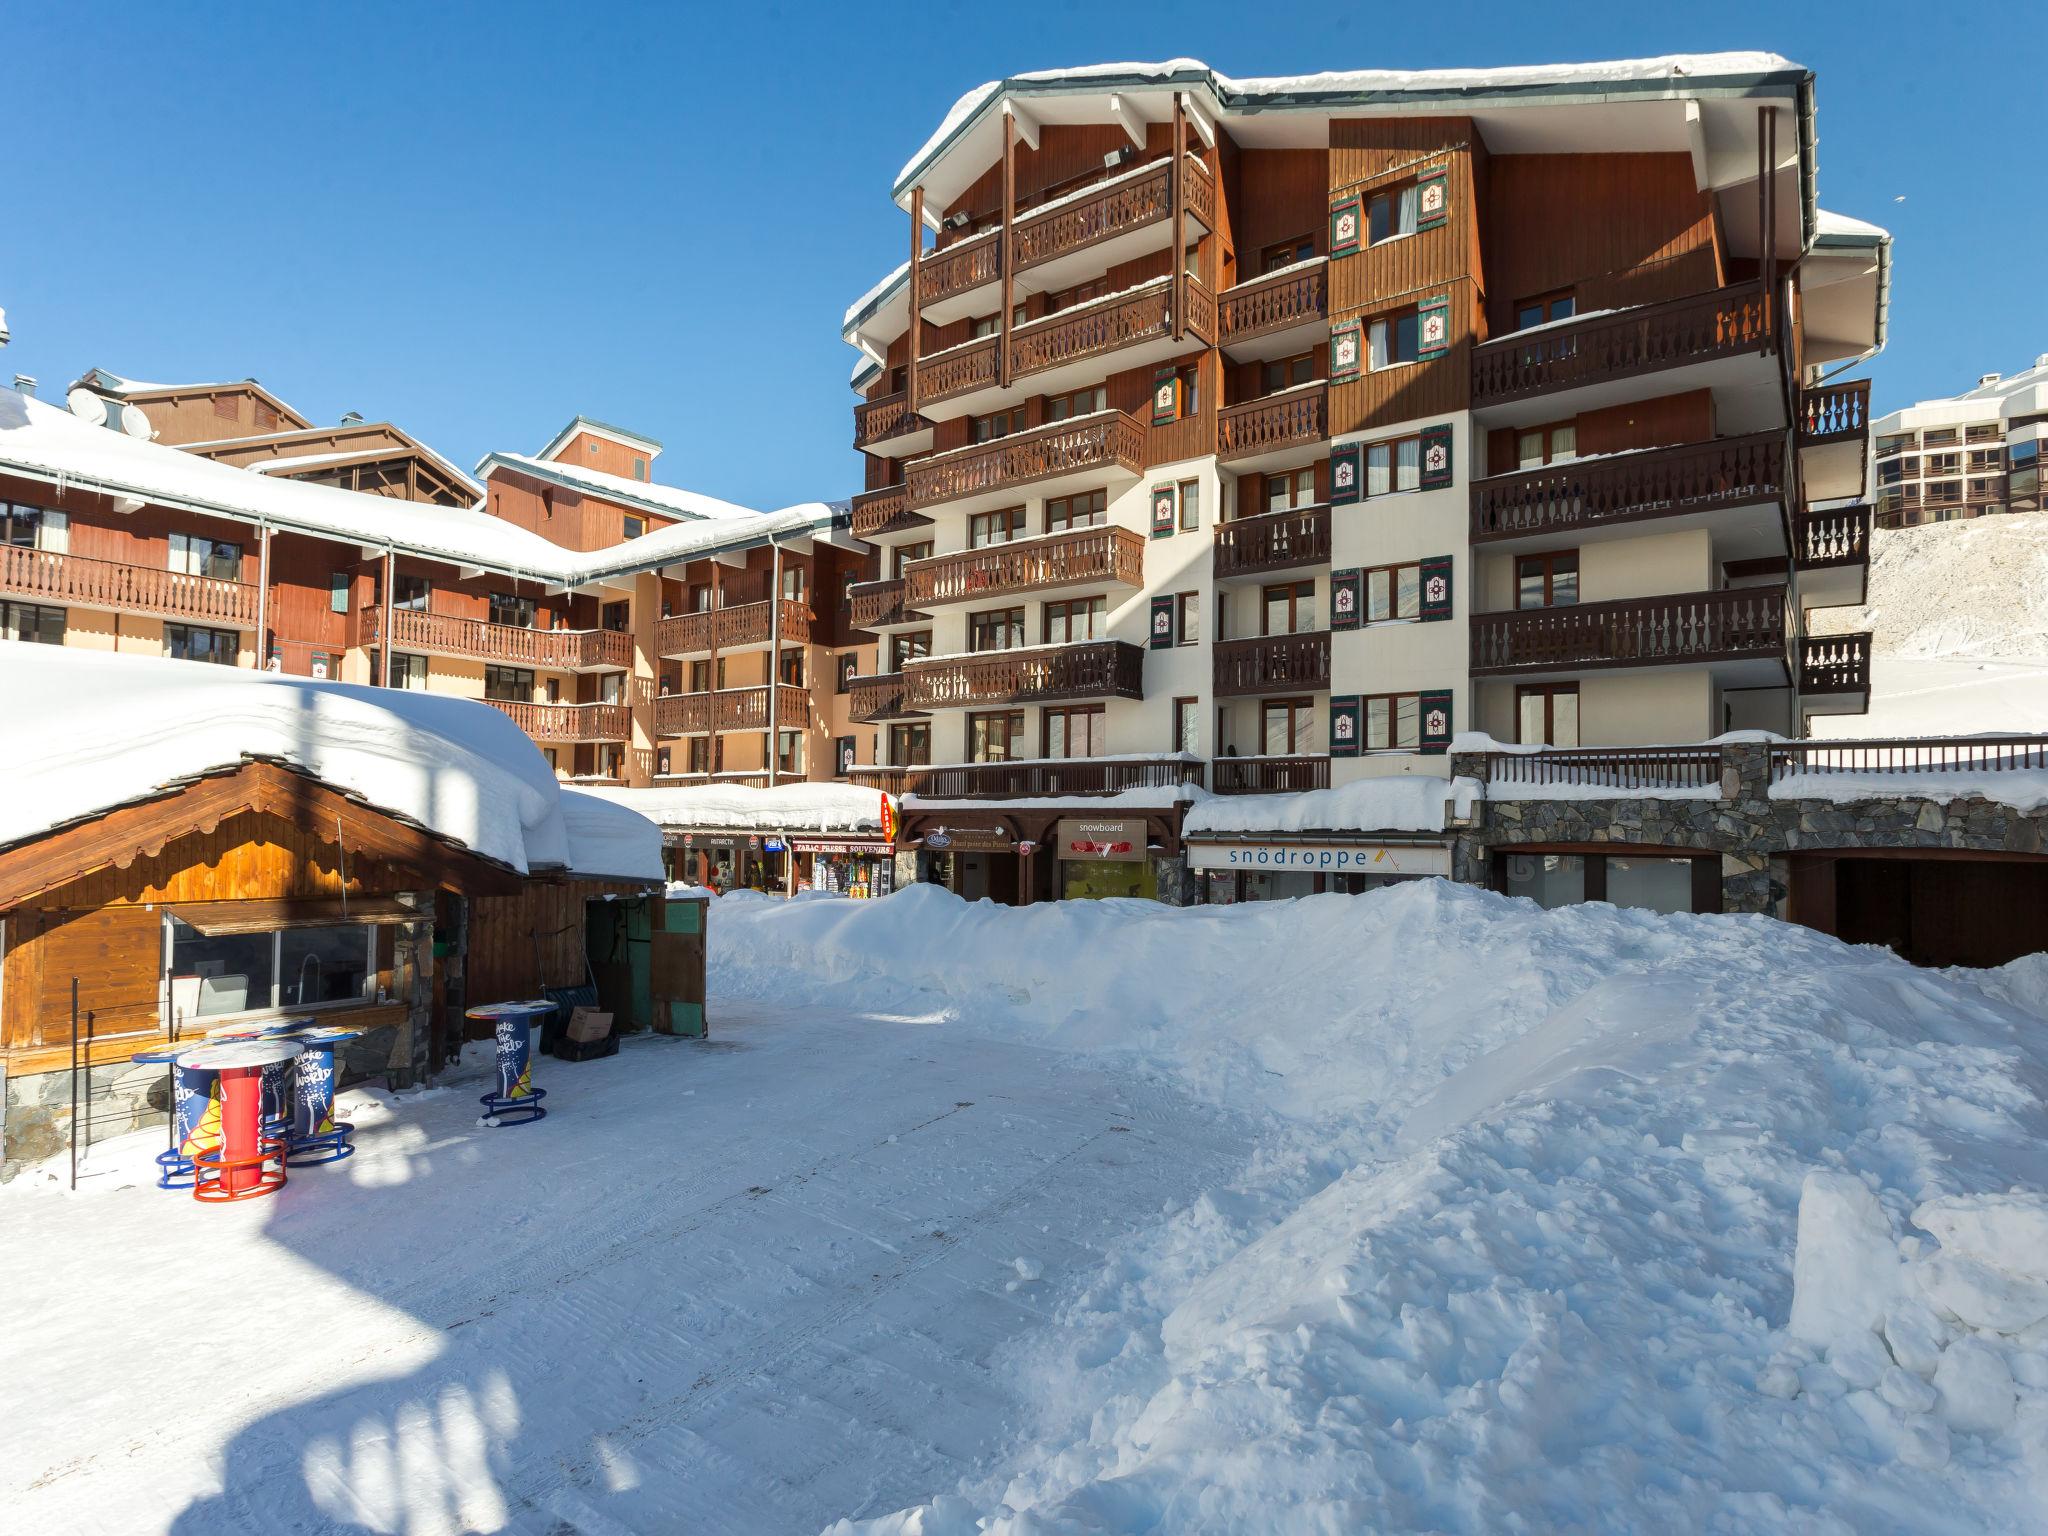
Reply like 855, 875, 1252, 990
708, 884, 2048, 1533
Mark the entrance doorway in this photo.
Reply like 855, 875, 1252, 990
954, 851, 1021, 905
1790, 852, 2048, 968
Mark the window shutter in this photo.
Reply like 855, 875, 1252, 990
1329, 195, 1361, 257
1330, 695, 1363, 757
329, 572, 349, 614
1329, 444, 1362, 506
1417, 295, 1452, 361
1419, 556, 1453, 621
1149, 485, 1176, 539
1151, 367, 1180, 425
1420, 423, 1454, 489
1415, 167, 1450, 231
1331, 568, 1363, 631
1329, 319, 1363, 383
1149, 595, 1176, 649
1419, 689, 1454, 754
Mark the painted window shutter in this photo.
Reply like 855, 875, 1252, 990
1152, 366, 1181, 425
1420, 556, 1453, 621
1329, 443, 1362, 506
1330, 695, 1363, 757
1417, 295, 1452, 361
1331, 568, 1363, 631
1415, 168, 1449, 231
1419, 689, 1453, 754
1329, 195, 1362, 258
1420, 423, 1454, 489
1329, 319, 1363, 382
1149, 594, 1176, 649
1149, 485, 1177, 539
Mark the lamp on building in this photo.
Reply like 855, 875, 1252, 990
942, 210, 971, 231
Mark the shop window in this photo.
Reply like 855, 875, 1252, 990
1500, 852, 1586, 910
165, 623, 238, 666
1, 600, 65, 645
168, 917, 374, 1019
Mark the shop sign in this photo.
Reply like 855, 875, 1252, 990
921, 825, 1014, 853
763, 839, 786, 853
681, 833, 744, 850
1055, 817, 1147, 861
1186, 841, 1450, 876
789, 839, 893, 854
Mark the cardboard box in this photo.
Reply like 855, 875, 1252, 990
565, 1007, 613, 1044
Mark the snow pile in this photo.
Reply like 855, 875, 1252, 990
1184, 772, 1479, 834
706, 884, 2048, 1532
555, 789, 664, 882
579, 780, 891, 834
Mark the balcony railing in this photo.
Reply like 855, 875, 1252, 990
848, 673, 922, 724
1219, 262, 1328, 349
848, 485, 931, 540
653, 599, 810, 657
652, 684, 811, 736
907, 411, 1147, 511
0, 544, 258, 628
487, 699, 631, 743
1469, 587, 1790, 676
1470, 283, 1774, 408
1768, 736, 2048, 785
853, 390, 927, 450
1212, 754, 1331, 795
1469, 432, 1786, 543
903, 639, 1143, 708
872, 755, 1203, 801
1800, 632, 1872, 695
1213, 504, 1330, 580
1218, 386, 1327, 462
1798, 380, 1871, 443
903, 525, 1144, 608
1213, 632, 1332, 697
917, 279, 1215, 407
849, 578, 927, 631
1479, 745, 1723, 794
363, 607, 631, 670
1794, 504, 1872, 568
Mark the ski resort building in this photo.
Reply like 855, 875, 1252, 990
1872, 356, 2048, 528
839, 54, 1889, 904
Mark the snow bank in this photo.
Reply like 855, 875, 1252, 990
709, 884, 2048, 1532
555, 789, 664, 882
578, 780, 891, 834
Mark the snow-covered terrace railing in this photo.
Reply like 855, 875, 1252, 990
1212, 753, 1331, 795
1480, 744, 1724, 795
1213, 502, 1331, 580
847, 485, 929, 541
906, 411, 1147, 511
1468, 431, 1785, 544
847, 753, 1203, 802
1218, 259, 1328, 348
1219, 384, 1328, 463
1769, 737, 2048, 784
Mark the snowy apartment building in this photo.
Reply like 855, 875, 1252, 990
840, 54, 1890, 902
1872, 356, 2048, 528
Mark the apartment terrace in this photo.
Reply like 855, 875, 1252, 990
1218, 260, 1328, 361
1797, 379, 1874, 502
848, 578, 929, 632
653, 598, 810, 658
1218, 383, 1327, 467
362, 607, 631, 672
1, 544, 258, 629
1213, 504, 1331, 582
1211, 753, 1331, 794
853, 391, 934, 458
905, 411, 1147, 516
848, 754, 1201, 801
1469, 586, 1791, 682
1793, 503, 1873, 607
1468, 432, 1787, 550
903, 525, 1144, 608
847, 485, 933, 544
487, 699, 630, 744
1799, 631, 1872, 715
1213, 632, 1332, 697
847, 672, 923, 724
902, 639, 1143, 708
651, 684, 811, 737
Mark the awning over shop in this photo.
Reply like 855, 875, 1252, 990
168, 896, 419, 935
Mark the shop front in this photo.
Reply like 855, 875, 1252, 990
1054, 816, 1156, 900
904, 805, 1186, 905
791, 837, 897, 898
1186, 836, 1449, 904
669, 831, 784, 894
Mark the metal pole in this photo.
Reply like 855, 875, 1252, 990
255, 522, 271, 668
68, 978, 79, 1192
380, 548, 396, 687
767, 540, 783, 787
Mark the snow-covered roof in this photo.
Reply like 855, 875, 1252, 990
1183, 774, 1480, 836
71, 367, 294, 405
478, 451, 762, 523
0, 644, 658, 883
579, 782, 894, 835
1876, 355, 2048, 432
535, 415, 663, 463
557, 789, 666, 882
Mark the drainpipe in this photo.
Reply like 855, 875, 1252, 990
381, 547, 396, 687
767, 538, 783, 787
254, 521, 271, 668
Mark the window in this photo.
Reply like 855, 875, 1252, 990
4, 505, 67, 551
1175, 591, 1200, 644
1174, 362, 1201, 419
165, 624, 238, 666
782, 565, 807, 602
1178, 479, 1201, 532
602, 600, 630, 633
686, 737, 712, 774
1043, 704, 1106, 759
1367, 182, 1420, 245
1500, 851, 1709, 915
1174, 697, 1201, 756
1263, 467, 1317, 515
392, 574, 430, 611
891, 630, 932, 669
1516, 551, 1579, 610
834, 735, 857, 777
622, 515, 646, 539
1876, 432, 1915, 457
687, 659, 711, 693
1363, 693, 1422, 752
1365, 435, 1422, 496
1044, 596, 1105, 644
971, 303, 1029, 336
484, 665, 534, 702
372, 651, 429, 690
1517, 683, 1580, 747
212, 394, 239, 421
1369, 309, 1421, 369
837, 653, 859, 693
779, 648, 805, 687
631, 457, 647, 482
969, 607, 1025, 653
1501, 852, 1585, 910
1260, 353, 1315, 395
1262, 234, 1315, 273
777, 731, 804, 776
890, 722, 931, 766
1515, 291, 1576, 331
968, 711, 1025, 762
1364, 563, 1422, 623
1, 600, 64, 645
971, 407, 1026, 443
1262, 698, 1317, 755
968, 506, 1024, 548
893, 541, 932, 577
1263, 581, 1315, 636
168, 916, 374, 1020
490, 592, 537, 629
168, 533, 242, 581
1516, 423, 1578, 468
1045, 386, 1106, 422
1046, 488, 1107, 531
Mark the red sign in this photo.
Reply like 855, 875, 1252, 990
879, 794, 897, 841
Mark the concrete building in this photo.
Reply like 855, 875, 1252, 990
1872, 356, 2048, 528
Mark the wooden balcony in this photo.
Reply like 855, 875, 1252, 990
363, 607, 631, 671
1213, 632, 1332, 698
903, 639, 1143, 708
845, 765, 914, 798
875, 755, 1203, 801
653, 599, 809, 658
1470, 283, 1774, 411
848, 672, 923, 724
1468, 432, 1786, 545
848, 485, 932, 542
1793, 503, 1873, 608
1800, 631, 1872, 714
487, 700, 630, 743
1213, 505, 1330, 581
1218, 262, 1328, 357
651, 684, 811, 736
1798, 380, 1871, 444
907, 411, 1147, 513
848, 578, 928, 632
0, 544, 258, 629
1479, 745, 1723, 795
853, 390, 933, 457
1212, 754, 1331, 795
1218, 385, 1327, 464
1469, 587, 1790, 679
904, 525, 1144, 608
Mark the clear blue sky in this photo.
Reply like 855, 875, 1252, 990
8, 1, 2041, 510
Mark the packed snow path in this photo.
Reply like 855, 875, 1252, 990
0, 1004, 1253, 1534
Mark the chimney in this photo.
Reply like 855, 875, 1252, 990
1979, 373, 2002, 387
339, 410, 364, 425
12, 374, 35, 397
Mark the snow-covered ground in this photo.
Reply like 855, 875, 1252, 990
6, 883, 2048, 1533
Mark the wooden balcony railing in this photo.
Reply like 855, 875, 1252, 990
1213, 632, 1332, 697
0, 544, 258, 628
651, 684, 811, 736
907, 412, 1147, 511
1212, 754, 1331, 794
1469, 587, 1790, 676
1218, 385, 1327, 462
848, 673, 922, 724
1470, 283, 1774, 407
653, 599, 810, 657
1469, 431, 1786, 543
853, 390, 926, 450
1213, 504, 1330, 580
1794, 504, 1872, 568
363, 607, 631, 670
1480, 745, 1723, 794
1219, 262, 1327, 348
1798, 380, 1871, 443
848, 485, 931, 540
918, 279, 1215, 407
903, 525, 1144, 608
1799, 632, 1872, 695
1768, 735, 2048, 784
903, 639, 1143, 708
487, 700, 631, 743
849, 578, 927, 631
872, 755, 1203, 801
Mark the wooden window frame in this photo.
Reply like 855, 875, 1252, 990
1046, 487, 1107, 532
889, 721, 931, 767
969, 606, 1027, 654
1260, 580, 1316, 637
1173, 696, 1200, 755
968, 506, 1026, 549
1260, 697, 1317, 755
967, 710, 1026, 763
1363, 433, 1423, 497
1043, 595, 1106, 646
1515, 682, 1581, 747
1178, 478, 1201, 532
1174, 591, 1200, 645
1366, 181, 1420, 247
1368, 307, 1421, 371
1361, 692, 1423, 753
1361, 562, 1422, 624
1513, 289, 1576, 331
1260, 352, 1316, 396
621, 514, 647, 539
1260, 234, 1316, 274
1263, 466, 1318, 515
1041, 703, 1107, 760
1515, 549, 1580, 611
